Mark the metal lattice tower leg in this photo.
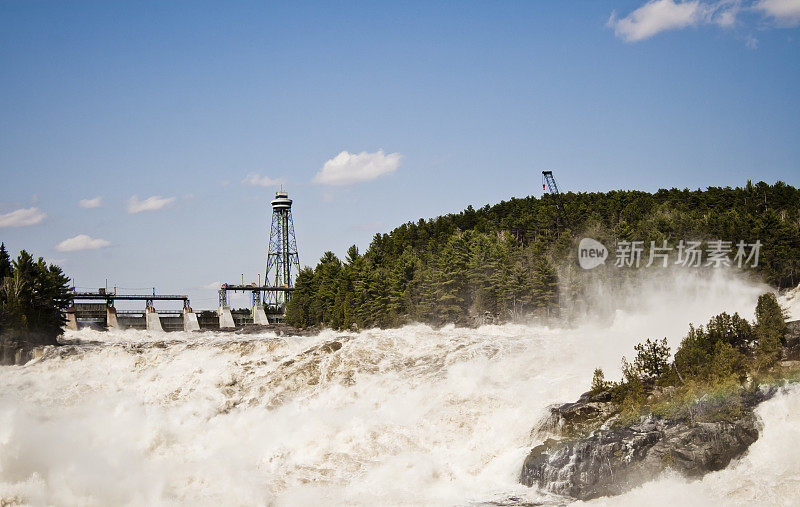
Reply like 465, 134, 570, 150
265, 191, 300, 311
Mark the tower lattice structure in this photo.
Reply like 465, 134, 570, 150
265, 191, 300, 308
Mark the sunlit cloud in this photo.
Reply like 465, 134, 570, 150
127, 195, 176, 214
313, 149, 401, 186
608, 0, 797, 42
78, 196, 103, 208
56, 234, 111, 252
755, 0, 800, 26
609, 1, 712, 42
0, 207, 46, 228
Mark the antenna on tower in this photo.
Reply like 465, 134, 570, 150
265, 190, 300, 310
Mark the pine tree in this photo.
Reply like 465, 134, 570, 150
388, 247, 415, 323
0, 243, 11, 280
467, 234, 499, 316
531, 257, 558, 315
755, 293, 787, 345
412, 261, 438, 323
365, 268, 390, 327
345, 244, 360, 265
315, 252, 341, 325
285, 267, 316, 327
753, 292, 786, 372
436, 233, 469, 323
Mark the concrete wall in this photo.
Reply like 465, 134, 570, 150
197, 312, 221, 330
160, 316, 184, 332
117, 315, 146, 329
146, 309, 164, 332
183, 310, 200, 331
218, 307, 235, 329
65, 310, 78, 331
252, 305, 269, 325
106, 306, 119, 329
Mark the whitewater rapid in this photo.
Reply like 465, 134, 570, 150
1, 272, 798, 505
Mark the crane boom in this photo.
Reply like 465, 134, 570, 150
542, 170, 560, 195
541, 170, 567, 232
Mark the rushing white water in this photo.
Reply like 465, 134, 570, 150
0, 271, 797, 506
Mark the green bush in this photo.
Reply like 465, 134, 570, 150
632, 338, 671, 381
590, 368, 611, 393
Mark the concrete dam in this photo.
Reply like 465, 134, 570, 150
66, 290, 288, 332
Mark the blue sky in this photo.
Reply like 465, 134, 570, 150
1, 0, 798, 309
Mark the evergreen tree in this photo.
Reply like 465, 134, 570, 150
754, 293, 787, 345
388, 247, 415, 322
1, 249, 72, 363
345, 244, 360, 265
0, 243, 11, 280
631, 338, 670, 381
531, 257, 558, 315
436, 233, 469, 323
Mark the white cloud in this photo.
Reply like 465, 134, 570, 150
0, 207, 46, 228
56, 234, 111, 252
127, 195, 176, 214
202, 281, 221, 290
755, 0, 800, 25
313, 149, 401, 186
78, 196, 103, 208
609, 0, 706, 41
608, 0, 751, 41
714, 0, 744, 26
610, 0, 800, 41
241, 174, 284, 187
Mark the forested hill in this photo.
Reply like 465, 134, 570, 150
285, 181, 800, 330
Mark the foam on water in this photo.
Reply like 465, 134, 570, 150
0, 271, 795, 506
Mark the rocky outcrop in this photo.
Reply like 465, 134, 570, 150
531, 389, 619, 439
783, 320, 800, 360
0, 331, 59, 365
520, 386, 776, 501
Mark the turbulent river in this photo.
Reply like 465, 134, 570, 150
2, 272, 799, 506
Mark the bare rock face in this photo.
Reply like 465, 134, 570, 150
532, 389, 619, 439
784, 320, 800, 360
520, 387, 775, 501
521, 413, 759, 500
